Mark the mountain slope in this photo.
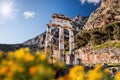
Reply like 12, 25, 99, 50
83, 0, 120, 30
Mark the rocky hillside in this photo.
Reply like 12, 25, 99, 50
0, 44, 27, 52
73, 0, 120, 64
83, 0, 120, 30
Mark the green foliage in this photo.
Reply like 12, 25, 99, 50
75, 22, 120, 49
75, 35, 88, 49
93, 40, 120, 49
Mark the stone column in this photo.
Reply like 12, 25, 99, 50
59, 27, 65, 62
69, 29, 75, 65
45, 25, 52, 54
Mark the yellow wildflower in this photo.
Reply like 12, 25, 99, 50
0, 66, 9, 75
29, 66, 38, 76
94, 64, 102, 72
57, 75, 70, 80
87, 71, 103, 80
39, 53, 46, 61
69, 65, 85, 80
38, 65, 45, 73
115, 71, 120, 80
57, 76, 65, 80
7, 60, 15, 66
7, 52, 14, 59
3, 77, 12, 80
24, 47, 30, 52
104, 68, 110, 74
87, 65, 103, 80
35, 50, 41, 56
1, 59, 7, 65
24, 53, 35, 62
87, 64, 103, 80
17, 66, 24, 73
0, 51, 3, 58
15, 48, 25, 59
7, 71, 13, 77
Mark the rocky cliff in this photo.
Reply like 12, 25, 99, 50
83, 0, 120, 30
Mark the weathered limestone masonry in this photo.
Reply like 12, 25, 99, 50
45, 14, 75, 64
75, 47, 120, 64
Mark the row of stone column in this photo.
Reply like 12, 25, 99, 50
45, 25, 75, 64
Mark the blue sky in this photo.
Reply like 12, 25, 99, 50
0, 0, 101, 44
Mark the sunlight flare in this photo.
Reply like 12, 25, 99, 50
0, 0, 16, 18
1, 3, 12, 16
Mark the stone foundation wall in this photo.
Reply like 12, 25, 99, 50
75, 47, 120, 64
53, 47, 120, 64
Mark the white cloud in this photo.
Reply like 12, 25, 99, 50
80, 0, 86, 4
23, 11, 35, 19
79, 0, 101, 4
88, 0, 101, 4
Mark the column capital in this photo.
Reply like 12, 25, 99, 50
46, 24, 51, 27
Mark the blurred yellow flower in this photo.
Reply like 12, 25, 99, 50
7, 52, 14, 59
39, 53, 46, 61
29, 66, 38, 76
104, 68, 110, 74
94, 64, 102, 72
17, 66, 24, 73
87, 64, 103, 80
69, 65, 85, 80
38, 65, 45, 73
1, 60, 7, 65
35, 50, 41, 56
24, 53, 35, 62
57, 75, 70, 80
1, 48, 120, 80
115, 71, 120, 80
15, 49, 25, 60
87, 71, 103, 80
0, 51, 3, 58
0, 66, 9, 75
7, 60, 15, 66
7, 71, 13, 77
24, 47, 30, 52
57, 76, 65, 80
3, 77, 12, 80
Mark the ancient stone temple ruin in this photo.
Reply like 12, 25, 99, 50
45, 14, 75, 64
45, 14, 120, 65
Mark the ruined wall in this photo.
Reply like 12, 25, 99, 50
75, 47, 120, 64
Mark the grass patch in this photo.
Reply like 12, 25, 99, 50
93, 40, 120, 50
